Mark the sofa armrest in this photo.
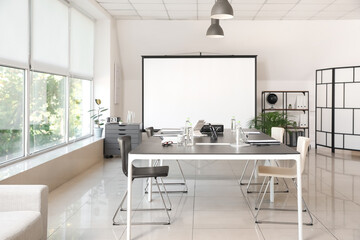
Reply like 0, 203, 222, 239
0, 185, 48, 239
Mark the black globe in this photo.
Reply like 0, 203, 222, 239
266, 93, 278, 105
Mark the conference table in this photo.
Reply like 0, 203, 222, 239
126, 129, 303, 240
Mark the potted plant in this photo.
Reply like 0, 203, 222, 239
89, 99, 108, 137
248, 112, 298, 144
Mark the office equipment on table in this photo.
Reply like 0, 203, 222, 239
104, 123, 142, 158
200, 124, 224, 133
124, 129, 304, 240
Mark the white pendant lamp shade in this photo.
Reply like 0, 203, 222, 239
211, 0, 234, 19
206, 19, 224, 38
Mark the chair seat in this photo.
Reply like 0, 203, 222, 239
133, 166, 169, 179
258, 165, 297, 179
0, 211, 43, 240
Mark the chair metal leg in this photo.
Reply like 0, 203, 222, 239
145, 160, 188, 194
155, 178, 171, 224
255, 177, 270, 220
247, 161, 287, 194
113, 178, 172, 225
241, 160, 275, 186
253, 177, 313, 226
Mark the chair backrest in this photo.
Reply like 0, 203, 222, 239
118, 135, 132, 177
271, 127, 285, 143
145, 127, 154, 138
296, 136, 310, 174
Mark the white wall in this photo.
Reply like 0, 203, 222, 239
116, 20, 360, 140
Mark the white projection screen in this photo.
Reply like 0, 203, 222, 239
143, 56, 257, 130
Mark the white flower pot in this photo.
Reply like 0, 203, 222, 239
94, 127, 103, 138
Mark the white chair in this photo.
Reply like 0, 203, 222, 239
240, 127, 288, 193
254, 136, 313, 225
144, 127, 188, 194
0, 185, 48, 240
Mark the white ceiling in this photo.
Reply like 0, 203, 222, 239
95, 0, 360, 20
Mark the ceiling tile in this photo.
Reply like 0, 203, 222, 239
232, 0, 266, 3
108, 10, 138, 16
340, 10, 360, 19
198, 0, 214, 3
260, 3, 296, 11
198, 11, 210, 17
99, 3, 133, 10
168, 11, 197, 20
285, 10, 317, 18
266, 0, 298, 3
234, 10, 258, 17
325, 3, 360, 11
198, 3, 212, 11
97, 0, 129, 3
133, 3, 166, 11
256, 10, 288, 16
334, 0, 360, 3
312, 11, 349, 19
130, 0, 163, 3
115, 16, 141, 20
234, 16, 255, 20
165, 3, 197, 11
300, 0, 334, 3
291, 4, 328, 11
232, 4, 263, 11
255, 15, 283, 20
163, 0, 197, 3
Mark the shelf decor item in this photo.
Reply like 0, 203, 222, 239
89, 99, 108, 137
266, 93, 278, 109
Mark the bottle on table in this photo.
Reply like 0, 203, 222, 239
186, 123, 194, 146
236, 121, 243, 145
185, 118, 192, 146
231, 116, 236, 131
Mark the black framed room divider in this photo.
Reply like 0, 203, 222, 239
315, 65, 360, 152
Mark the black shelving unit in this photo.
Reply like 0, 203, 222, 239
261, 91, 309, 145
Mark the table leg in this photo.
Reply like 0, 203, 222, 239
265, 160, 275, 202
148, 159, 153, 202
296, 155, 303, 240
127, 155, 133, 240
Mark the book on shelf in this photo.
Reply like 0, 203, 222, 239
296, 95, 307, 109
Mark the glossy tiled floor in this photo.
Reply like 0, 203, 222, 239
47, 147, 360, 240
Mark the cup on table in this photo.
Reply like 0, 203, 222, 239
177, 134, 184, 146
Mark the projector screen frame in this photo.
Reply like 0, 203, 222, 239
142, 55, 257, 131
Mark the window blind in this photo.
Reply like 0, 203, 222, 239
0, 0, 29, 68
31, 0, 69, 75
70, 8, 94, 79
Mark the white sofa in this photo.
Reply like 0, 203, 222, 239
0, 185, 48, 240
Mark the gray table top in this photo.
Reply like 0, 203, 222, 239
130, 129, 299, 155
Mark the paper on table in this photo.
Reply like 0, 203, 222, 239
247, 139, 280, 143
161, 136, 178, 143
196, 143, 230, 146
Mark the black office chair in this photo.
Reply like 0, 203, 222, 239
112, 135, 172, 225
144, 127, 188, 194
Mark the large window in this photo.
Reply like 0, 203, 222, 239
69, 78, 91, 140
0, 0, 95, 164
0, 66, 25, 162
30, 72, 66, 153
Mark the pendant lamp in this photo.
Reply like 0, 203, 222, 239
206, 19, 224, 38
211, 0, 234, 20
